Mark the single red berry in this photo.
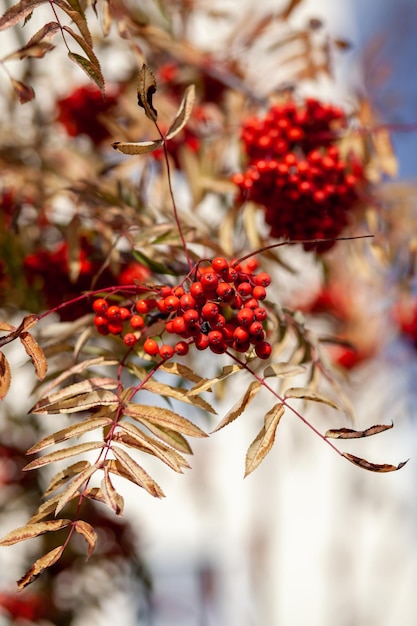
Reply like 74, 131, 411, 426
222, 323, 235, 344
119, 307, 131, 321
174, 341, 189, 356
130, 314, 145, 330
180, 293, 197, 310
94, 315, 108, 328
171, 316, 186, 334
216, 282, 234, 301
211, 257, 229, 274
159, 344, 174, 360
108, 321, 124, 335
190, 281, 205, 299
233, 326, 250, 343
107, 305, 121, 321
160, 286, 173, 297
245, 298, 259, 310
97, 325, 109, 336
183, 309, 200, 326
124, 333, 137, 347
254, 273, 271, 287
136, 299, 150, 314
93, 298, 108, 314
249, 321, 264, 336
164, 295, 180, 312
206, 330, 222, 346
210, 343, 226, 354
233, 339, 250, 353
254, 307, 267, 322
201, 272, 219, 291
165, 320, 175, 333
156, 298, 168, 313
252, 285, 267, 300
245, 257, 259, 273
237, 282, 253, 298
224, 268, 238, 283
255, 341, 272, 359
173, 286, 185, 297
201, 302, 219, 319
143, 337, 159, 356
194, 333, 210, 350
237, 307, 255, 326
210, 313, 226, 329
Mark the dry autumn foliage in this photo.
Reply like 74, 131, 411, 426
0, 0, 411, 599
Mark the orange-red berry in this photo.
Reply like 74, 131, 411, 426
143, 338, 159, 356
93, 298, 108, 314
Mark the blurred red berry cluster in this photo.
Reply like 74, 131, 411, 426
92, 256, 272, 360
24, 239, 150, 320
56, 84, 119, 145
233, 98, 366, 251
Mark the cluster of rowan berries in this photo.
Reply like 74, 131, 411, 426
233, 98, 365, 251
92, 257, 272, 360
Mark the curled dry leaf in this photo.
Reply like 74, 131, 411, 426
55, 464, 98, 515
19, 332, 47, 380
11, 78, 35, 103
0, 352, 11, 399
244, 403, 285, 477
36, 377, 118, 408
0, 0, 48, 31
101, 467, 124, 515
73, 520, 97, 558
143, 379, 217, 414
137, 64, 158, 121
212, 380, 262, 433
165, 84, 196, 140
325, 422, 394, 439
68, 52, 104, 94
264, 362, 307, 378
112, 139, 163, 155
284, 387, 341, 411
43, 460, 92, 498
31, 389, 119, 414
342, 452, 409, 473
17, 546, 65, 591
0, 519, 71, 546
187, 364, 242, 396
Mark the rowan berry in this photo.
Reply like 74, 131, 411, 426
135, 299, 150, 314
123, 333, 137, 347
208, 330, 224, 346
97, 325, 109, 336
211, 257, 229, 274
183, 309, 199, 326
237, 307, 255, 326
216, 282, 234, 301
201, 302, 219, 319
143, 337, 159, 356
190, 281, 204, 299
172, 316, 187, 334
254, 273, 271, 287
237, 282, 253, 298
94, 315, 108, 328
255, 341, 272, 359
93, 298, 108, 314
210, 313, 226, 329
130, 314, 145, 330
119, 307, 131, 321
107, 305, 121, 321
245, 298, 260, 310
159, 344, 174, 360
233, 326, 249, 343
254, 307, 267, 321
252, 285, 267, 301
160, 286, 173, 297
108, 321, 123, 335
210, 343, 226, 354
245, 257, 259, 273
194, 333, 210, 350
174, 341, 189, 356
164, 295, 180, 312
165, 320, 175, 333
201, 271, 219, 291
180, 293, 197, 310
249, 321, 264, 336
233, 340, 250, 353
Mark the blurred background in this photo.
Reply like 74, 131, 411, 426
1, 0, 417, 625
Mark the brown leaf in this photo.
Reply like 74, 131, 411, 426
0, 352, 11, 399
0, 322, 15, 332
325, 422, 393, 439
11, 78, 35, 103
43, 461, 91, 497
32, 389, 119, 414
110, 448, 165, 497
27, 416, 113, 454
124, 403, 207, 438
187, 364, 242, 396
17, 546, 64, 590
139, 420, 193, 454
264, 363, 306, 378
73, 520, 97, 558
41, 359, 119, 396
3, 41, 55, 61
36, 377, 118, 407
0, 519, 71, 546
137, 64, 158, 121
54, 0, 92, 46
68, 52, 104, 93
244, 403, 285, 477
17, 331, 47, 380
143, 379, 216, 414
165, 84, 196, 140
115, 423, 189, 472
23, 441, 104, 471
342, 453, 409, 473
101, 467, 124, 515
159, 361, 205, 384
284, 387, 340, 410
212, 380, 261, 432
0, 0, 47, 31
55, 463, 98, 514
112, 139, 163, 155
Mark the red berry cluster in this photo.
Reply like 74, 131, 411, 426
233, 98, 365, 251
92, 257, 273, 360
